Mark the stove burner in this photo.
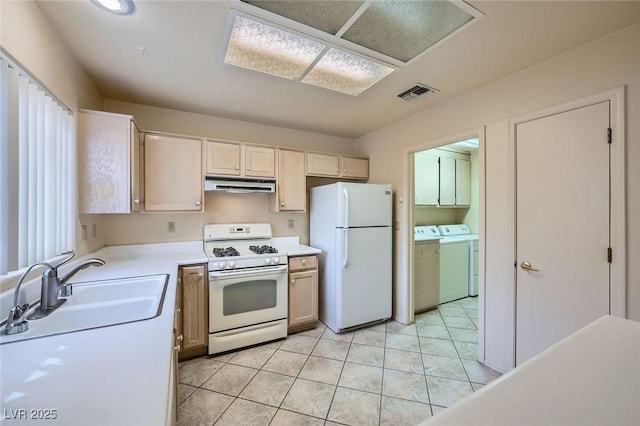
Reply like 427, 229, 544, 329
212, 247, 240, 257
249, 245, 278, 254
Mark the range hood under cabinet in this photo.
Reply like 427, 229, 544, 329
204, 176, 275, 193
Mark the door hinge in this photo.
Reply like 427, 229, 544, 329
607, 247, 612, 263
607, 128, 612, 144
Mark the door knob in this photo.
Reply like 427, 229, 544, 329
520, 261, 539, 272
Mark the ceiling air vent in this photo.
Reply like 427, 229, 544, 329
397, 84, 439, 102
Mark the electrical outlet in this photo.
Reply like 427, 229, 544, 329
81, 225, 87, 241
92, 224, 97, 239
288, 219, 294, 229
167, 221, 176, 233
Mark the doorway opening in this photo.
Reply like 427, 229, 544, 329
407, 128, 485, 361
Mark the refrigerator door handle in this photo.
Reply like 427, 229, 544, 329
343, 187, 349, 228
343, 228, 349, 267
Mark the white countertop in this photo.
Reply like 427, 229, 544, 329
423, 315, 640, 425
0, 239, 320, 425
272, 237, 321, 257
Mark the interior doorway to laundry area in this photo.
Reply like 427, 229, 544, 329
409, 130, 483, 359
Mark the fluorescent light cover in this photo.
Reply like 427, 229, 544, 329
224, 15, 326, 80
92, 0, 134, 15
302, 48, 394, 96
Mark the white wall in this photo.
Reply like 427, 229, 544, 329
357, 23, 640, 372
0, 0, 104, 263
101, 100, 359, 246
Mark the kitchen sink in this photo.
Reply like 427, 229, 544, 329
0, 274, 168, 344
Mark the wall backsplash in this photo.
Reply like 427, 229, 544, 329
102, 192, 310, 246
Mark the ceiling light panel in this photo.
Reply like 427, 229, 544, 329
302, 48, 394, 96
242, 0, 365, 35
224, 15, 326, 80
341, 0, 475, 62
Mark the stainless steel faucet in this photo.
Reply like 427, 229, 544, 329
28, 252, 105, 320
4, 261, 51, 335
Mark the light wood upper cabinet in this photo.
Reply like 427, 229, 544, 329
455, 158, 471, 206
341, 156, 369, 179
144, 133, 203, 211
306, 152, 340, 177
273, 149, 306, 212
415, 152, 439, 206
78, 110, 143, 213
245, 145, 275, 177
439, 156, 457, 206
288, 255, 318, 332
206, 141, 241, 176
306, 152, 369, 180
414, 149, 471, 207
206, 141, 275, 178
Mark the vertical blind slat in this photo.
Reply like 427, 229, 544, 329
1, 56, 75, 274
0, 61, 8, 274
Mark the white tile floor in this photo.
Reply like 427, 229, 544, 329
177, 297, 500, 425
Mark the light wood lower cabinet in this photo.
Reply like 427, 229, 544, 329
288, 255, 318, 333
415, 240, 440, 312
177, 264, 208, 360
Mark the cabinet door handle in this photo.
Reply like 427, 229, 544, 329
133, 199, 140, 204
174, 345, 181, 351
291, 279, 295, 284
302, 259, 306, 265
280, 201, 285, 207
177, 335, 183, 341
176, 308, 181, 314
436, 249, 440, 253
343, 169, 346, 173
235, 165, 239, 170
195, 200, 201, 206
198, 272, 204, 278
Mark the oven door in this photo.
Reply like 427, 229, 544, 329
209, 264, 288, 333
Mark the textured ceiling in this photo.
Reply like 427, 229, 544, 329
35, 0, 640, 139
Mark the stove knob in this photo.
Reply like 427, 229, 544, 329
272, 256, 280, 264
219, 261, 227, 269
264, 258, 271, 265
228, 260, 236, 268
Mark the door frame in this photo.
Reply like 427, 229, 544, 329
405, 126, 486, 361
506, 86, 626, 368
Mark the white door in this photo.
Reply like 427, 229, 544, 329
335, 227, 392, 329
336, 183, 392, 227
515, 101, 610, 365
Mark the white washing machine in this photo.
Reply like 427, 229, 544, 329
438, 224, 479, 297
434, 226, 469, 304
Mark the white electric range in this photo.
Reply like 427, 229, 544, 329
203, 223, 288, 354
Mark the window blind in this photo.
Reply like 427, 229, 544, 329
0, 55, 75, 275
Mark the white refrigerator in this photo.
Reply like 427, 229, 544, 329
310, 182, 392, 333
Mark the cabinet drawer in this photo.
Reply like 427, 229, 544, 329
289, 255, 317, 271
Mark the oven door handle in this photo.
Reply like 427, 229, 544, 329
209, 265, 288, 279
